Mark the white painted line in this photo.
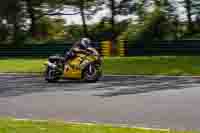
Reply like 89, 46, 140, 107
11, 118, 170, 132
0, 73, 42, 76
105, 75, 200, 78
1, 73, 200, 78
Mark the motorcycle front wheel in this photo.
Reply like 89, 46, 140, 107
45, 67, 60, 83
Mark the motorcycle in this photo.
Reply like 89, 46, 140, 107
44, 47, 102, 82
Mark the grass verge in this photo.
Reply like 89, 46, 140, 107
1, 56, 200, 75
0, 118, 190, 133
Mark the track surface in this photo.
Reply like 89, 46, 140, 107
0, 75, 200, 130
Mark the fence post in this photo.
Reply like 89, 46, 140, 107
117, 39, 125, 57
101, 41, 112, 57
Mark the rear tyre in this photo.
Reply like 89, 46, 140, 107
82, 63, 102, 82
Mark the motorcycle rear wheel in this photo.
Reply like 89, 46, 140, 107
82, 63, 102, 82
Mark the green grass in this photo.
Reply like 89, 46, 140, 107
0, 119, 197, 133
1, 56, 200, 75
0, 58, 46, 73
103, 56, 200, 76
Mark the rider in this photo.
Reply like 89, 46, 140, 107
64, 37, 92, 62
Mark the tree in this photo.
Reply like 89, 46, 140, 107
36, 16, 66, 40
155, 0, 180, 39
0, 0, 26, 43
101, 0, 136, 40
0, 21, 9, 42
135, 0, 152, 22
23, 0, 65, 38
179, 0, 200, 32
119, 8, 172, 47
161, 0, 178, 18
0, 0, 102, 41
90, 18, 130, 41
64, 24, 83, 41
63, 0, 102, 37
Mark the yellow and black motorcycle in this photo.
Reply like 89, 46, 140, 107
44, 47, 102, 82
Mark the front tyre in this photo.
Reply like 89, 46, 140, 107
82, 63, 102, 82
45, 67, 60, 83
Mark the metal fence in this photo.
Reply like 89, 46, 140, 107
1, 40, 200, 57
0, 42, 101, 57
0, 44, 71, 57
125, 40, 200, 56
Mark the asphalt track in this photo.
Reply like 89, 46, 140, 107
0, 74, 200, 130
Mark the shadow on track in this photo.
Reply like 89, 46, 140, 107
95, 76, 200, 97
0, 75, 200, 97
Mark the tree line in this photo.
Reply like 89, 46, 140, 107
0, 0, 200, 44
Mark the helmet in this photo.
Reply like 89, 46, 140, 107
80, 38, 91, 49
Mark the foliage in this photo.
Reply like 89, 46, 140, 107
179, 0, 200, 32
134, 0, 153, 22
63, 0, 101, 37
64, 25, 83, 41
90, 21, 113, 41
0, 23, 10, 42
118, 9, 173, 46
1, 0, 200, 44
36, 17, 67, 40
102, 0, 136, 39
